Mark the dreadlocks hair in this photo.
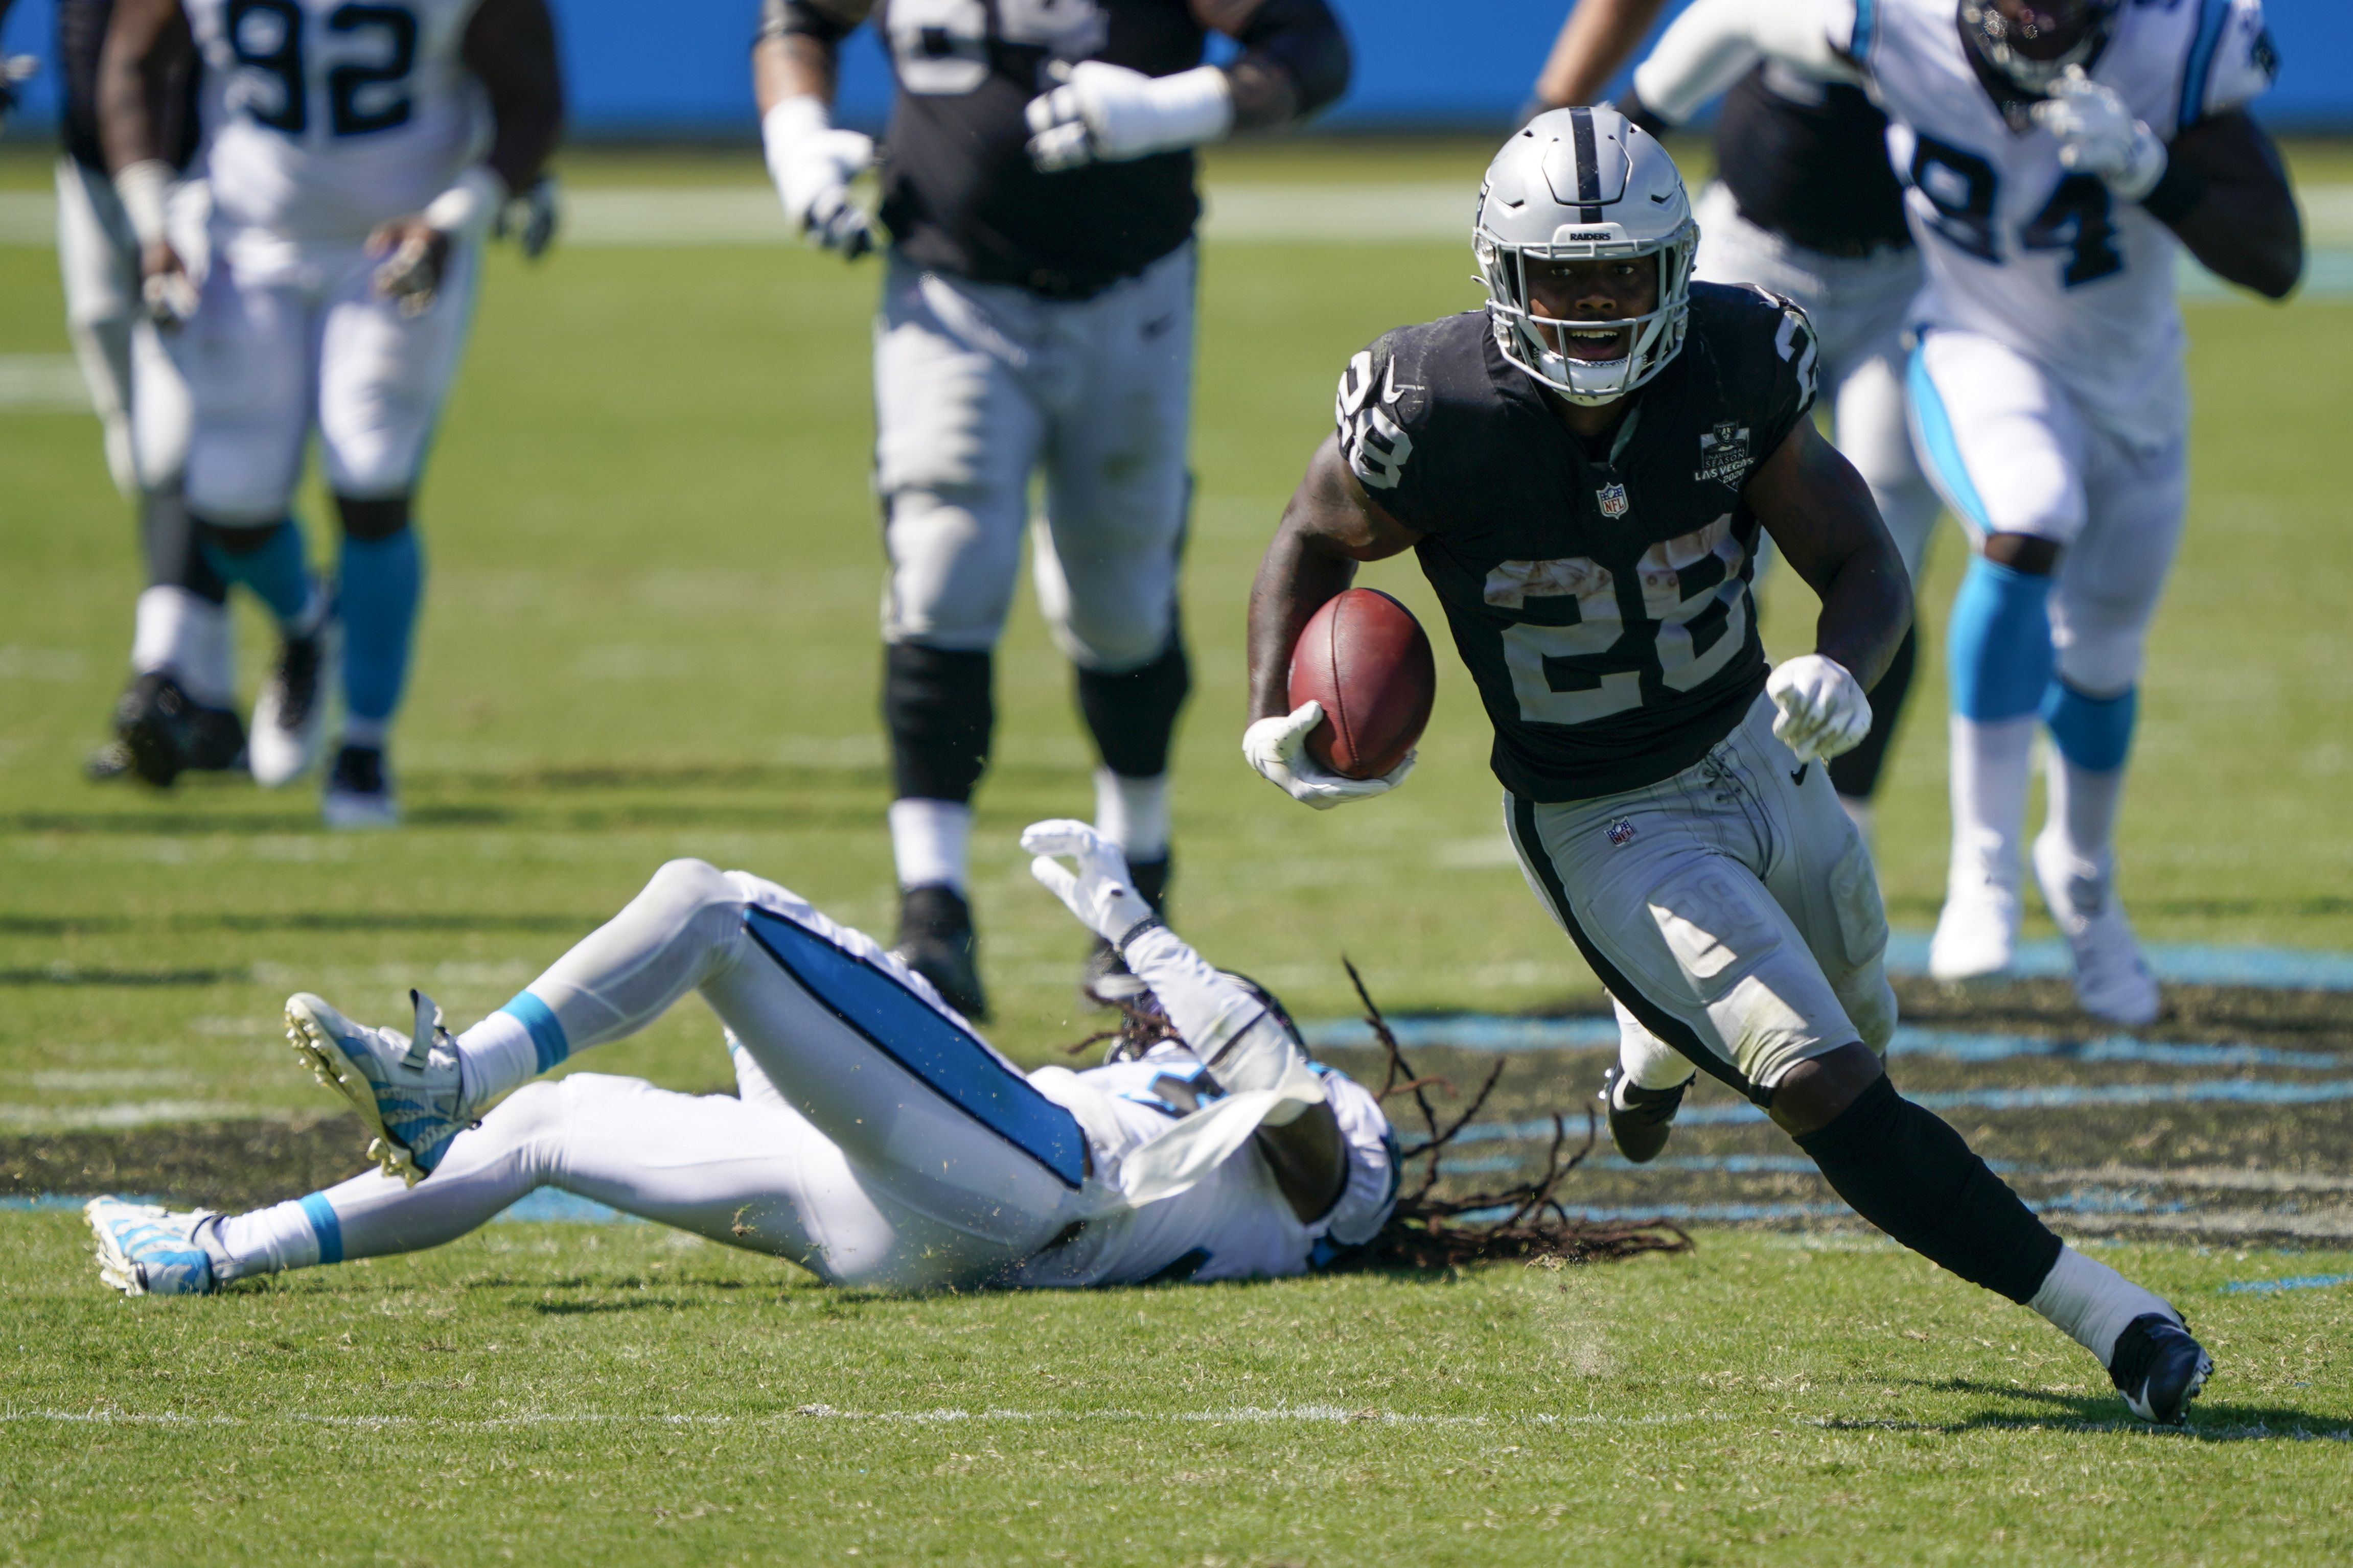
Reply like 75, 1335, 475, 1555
1056, 958, 1692, 1273
1336, 957, 1691, 1272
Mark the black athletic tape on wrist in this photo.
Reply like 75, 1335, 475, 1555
1612, 89, 1672, 140
758, 0, 853, 46
2140, 157, 2206, 225
1112, 916, 1167, 960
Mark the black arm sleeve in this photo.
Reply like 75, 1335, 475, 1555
1232, 0, 1350, 119
755, 0, 863, 48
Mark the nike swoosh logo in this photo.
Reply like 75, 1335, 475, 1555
1380, 358, 1422, 404
1790, 763, 1809, 786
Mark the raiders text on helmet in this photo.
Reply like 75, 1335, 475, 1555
1474, 106, 1699, 406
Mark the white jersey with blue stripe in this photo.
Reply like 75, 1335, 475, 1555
1823, 0, 2275, 446
1007, 1046, 1400, 1288
188, 0, 489, 242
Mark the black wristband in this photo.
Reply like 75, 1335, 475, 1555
2140, 157, 2206, 225
1112, 916, 1167, 960
1613, 89, 1673, 141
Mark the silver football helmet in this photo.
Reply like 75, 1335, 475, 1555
1959, 0, 2120, 96
1474, 106, 1697, 406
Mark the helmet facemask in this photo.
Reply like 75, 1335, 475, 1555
1959, 0, 2119, 96
1478, 220, 1698, 406
1472, 107, 1700, 408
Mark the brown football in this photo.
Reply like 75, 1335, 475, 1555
1286, 587, 1437, 780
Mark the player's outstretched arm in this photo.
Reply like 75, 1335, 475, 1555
2149, 111, 2302, 301
1621, 0, 1857, 129
1022, 821, 1347, 1221
1024, 0, 1348, 172
1747, 420, 1913, 763
1533, 0, 1671, 114
97, 0, 196, 323
1242, 436, 1423, 807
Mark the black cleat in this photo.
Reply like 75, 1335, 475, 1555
107, 672, 245, 788
321, 744, 400, 829
1080, 855, 1168, 1008
894, 884, 987, 1020
2108, 1313, 2211, 1426
1600, 1063, 1689, 1164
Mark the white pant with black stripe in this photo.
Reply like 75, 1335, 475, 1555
1506, 693, 1897, 1097
872, 244, 1195, 671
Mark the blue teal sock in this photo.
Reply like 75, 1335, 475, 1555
2042, 680, 2136, 772
338, 528, 423, 737
199, 519, 313, 628
1947, 558, 2055, 722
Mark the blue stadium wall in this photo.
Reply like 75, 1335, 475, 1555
8, 0, 2352, 138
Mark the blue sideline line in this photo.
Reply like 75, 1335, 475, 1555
1447, 1078, 2353, 1141
1304, 1015, 2344, 1071
2223, 1274, 2353, 1295
1883, 932, 2353, 991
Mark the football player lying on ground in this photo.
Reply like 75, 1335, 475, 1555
86, 825, 1395, 1296
1242, 109, 2209, 1423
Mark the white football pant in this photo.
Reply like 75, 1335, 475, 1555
1909, 327, 2186, 699
873, 242, 1194, 672
1508, 694, 1897, 1098
297, 859, 1091, 1291
169, 227, 479, 523
55, 157, 191, 498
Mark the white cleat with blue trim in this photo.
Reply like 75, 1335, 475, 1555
286, 989, 468, 1186
1929, 852, 2019, 983
85, 1198, 219, 1296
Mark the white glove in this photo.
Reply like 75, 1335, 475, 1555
1243, 701, 1415, 810
2031, 66, 2167, 202
1022, 820, 1160, 946
762, 96, 876, 259
1767, 654, 1872, 767
1023, 62, 1234, 173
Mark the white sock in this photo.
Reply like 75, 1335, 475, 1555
889, 797, 972, 892
1948, 714, 2036, 888
131, 586, 235, 708
2044, 753, 2127, 869
208, 1199, 326, 1282
455, 1008, 541, 1115
1616, 1000, 1697, 1091
1093, 767, 1171, 863
2027, 1244, 2179, 1367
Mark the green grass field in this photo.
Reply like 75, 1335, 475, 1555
4, 139, 2351, 1563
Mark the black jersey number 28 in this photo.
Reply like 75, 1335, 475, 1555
1908, 135, 2124, 288
226, 0, 418, 139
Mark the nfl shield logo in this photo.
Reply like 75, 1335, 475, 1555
1597, 483, 1629, 519
1606, 817, 1637, 847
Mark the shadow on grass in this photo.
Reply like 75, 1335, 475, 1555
1844, 1377, 2353, 1441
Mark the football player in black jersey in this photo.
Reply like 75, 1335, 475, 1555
1242, 111, 2211, 1425
1531, 0, 1943, 841
11, 0, 243, 786
749, 0, 1349, 1020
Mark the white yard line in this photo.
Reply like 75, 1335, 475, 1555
7, 182, 2351, 249
0, 1403, 1733, 1431
0, 354, 89, 411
